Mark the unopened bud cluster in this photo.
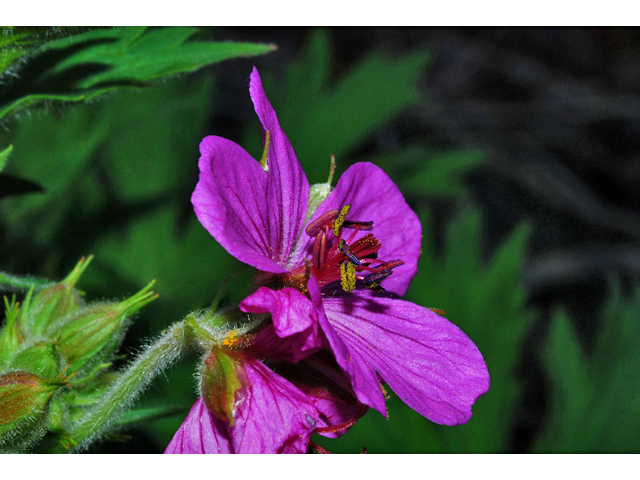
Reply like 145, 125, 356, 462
0, 257, 157, 452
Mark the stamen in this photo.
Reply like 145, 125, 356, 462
338, 240, 362, 266
340, 261, 356, 292
381, 259, 404, 270
343, 220, 374, 231
363, 269, 393, 288
349, 234, 381, 259
308, 441, 332, 454
332, 204, 351, 237
305, 209, 339, 237
259, 130, 270, 171
313, 403, 367, 435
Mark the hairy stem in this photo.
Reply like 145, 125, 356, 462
53, 320, 192, 453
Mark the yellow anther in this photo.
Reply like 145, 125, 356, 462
380, 384, 391, 400
259, 130, 270, 171
340, 261, 356, 292
332, 204, 351, 237
223, 330, 239, 346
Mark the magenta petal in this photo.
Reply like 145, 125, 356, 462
301, 162, 422, 295
240, 286, 323, 362
249, 68, 309, 268
307, 275, 388, 415
230, 359, 319, 453
164, 398, 233, 454
295, 355, 366, 439
192, 135, 287, 273
323, 291, 490, 426
306, 389, 362, 439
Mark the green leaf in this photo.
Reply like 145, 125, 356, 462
0, 144, 11, 173
0, 101, 107, 245
0, 172, 44, 200
0, 26, 275, 123
114, 405, 186, 428
86, 204, 242, 320
0, 143, 45, 200
0, 27, 91, 74
100, 75, 216, 202
534, 284, 640, 452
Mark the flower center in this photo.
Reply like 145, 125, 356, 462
288, 204, 403, 294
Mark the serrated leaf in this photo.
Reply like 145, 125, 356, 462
0, 27, 91, 74
0, 26, 275, 123
533, 311, 593, 452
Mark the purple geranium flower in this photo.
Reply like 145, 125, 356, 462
165, 353, 319, 454
190, 67, 489, 434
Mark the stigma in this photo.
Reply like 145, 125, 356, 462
300, 204, 404, 293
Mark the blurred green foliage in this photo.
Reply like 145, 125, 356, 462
534, 284, 640, 453
0, 144, 11, 172
2, 26, 639, 453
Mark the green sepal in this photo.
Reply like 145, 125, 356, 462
7, 342, 63, 379
306, 182, 332, 223
51, 280, 157, 376
200, 346, 248, 427
19, 256, 93, 338
0, 295, 26, 366
304, 155, 335, 223
0, 371, 68, 450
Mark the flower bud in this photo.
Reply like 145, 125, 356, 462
0, 371, 68, 449
200, 346, 248, 426
20, 257, 93, 338
8, 342, 62, 379
52, 280, 157, 376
